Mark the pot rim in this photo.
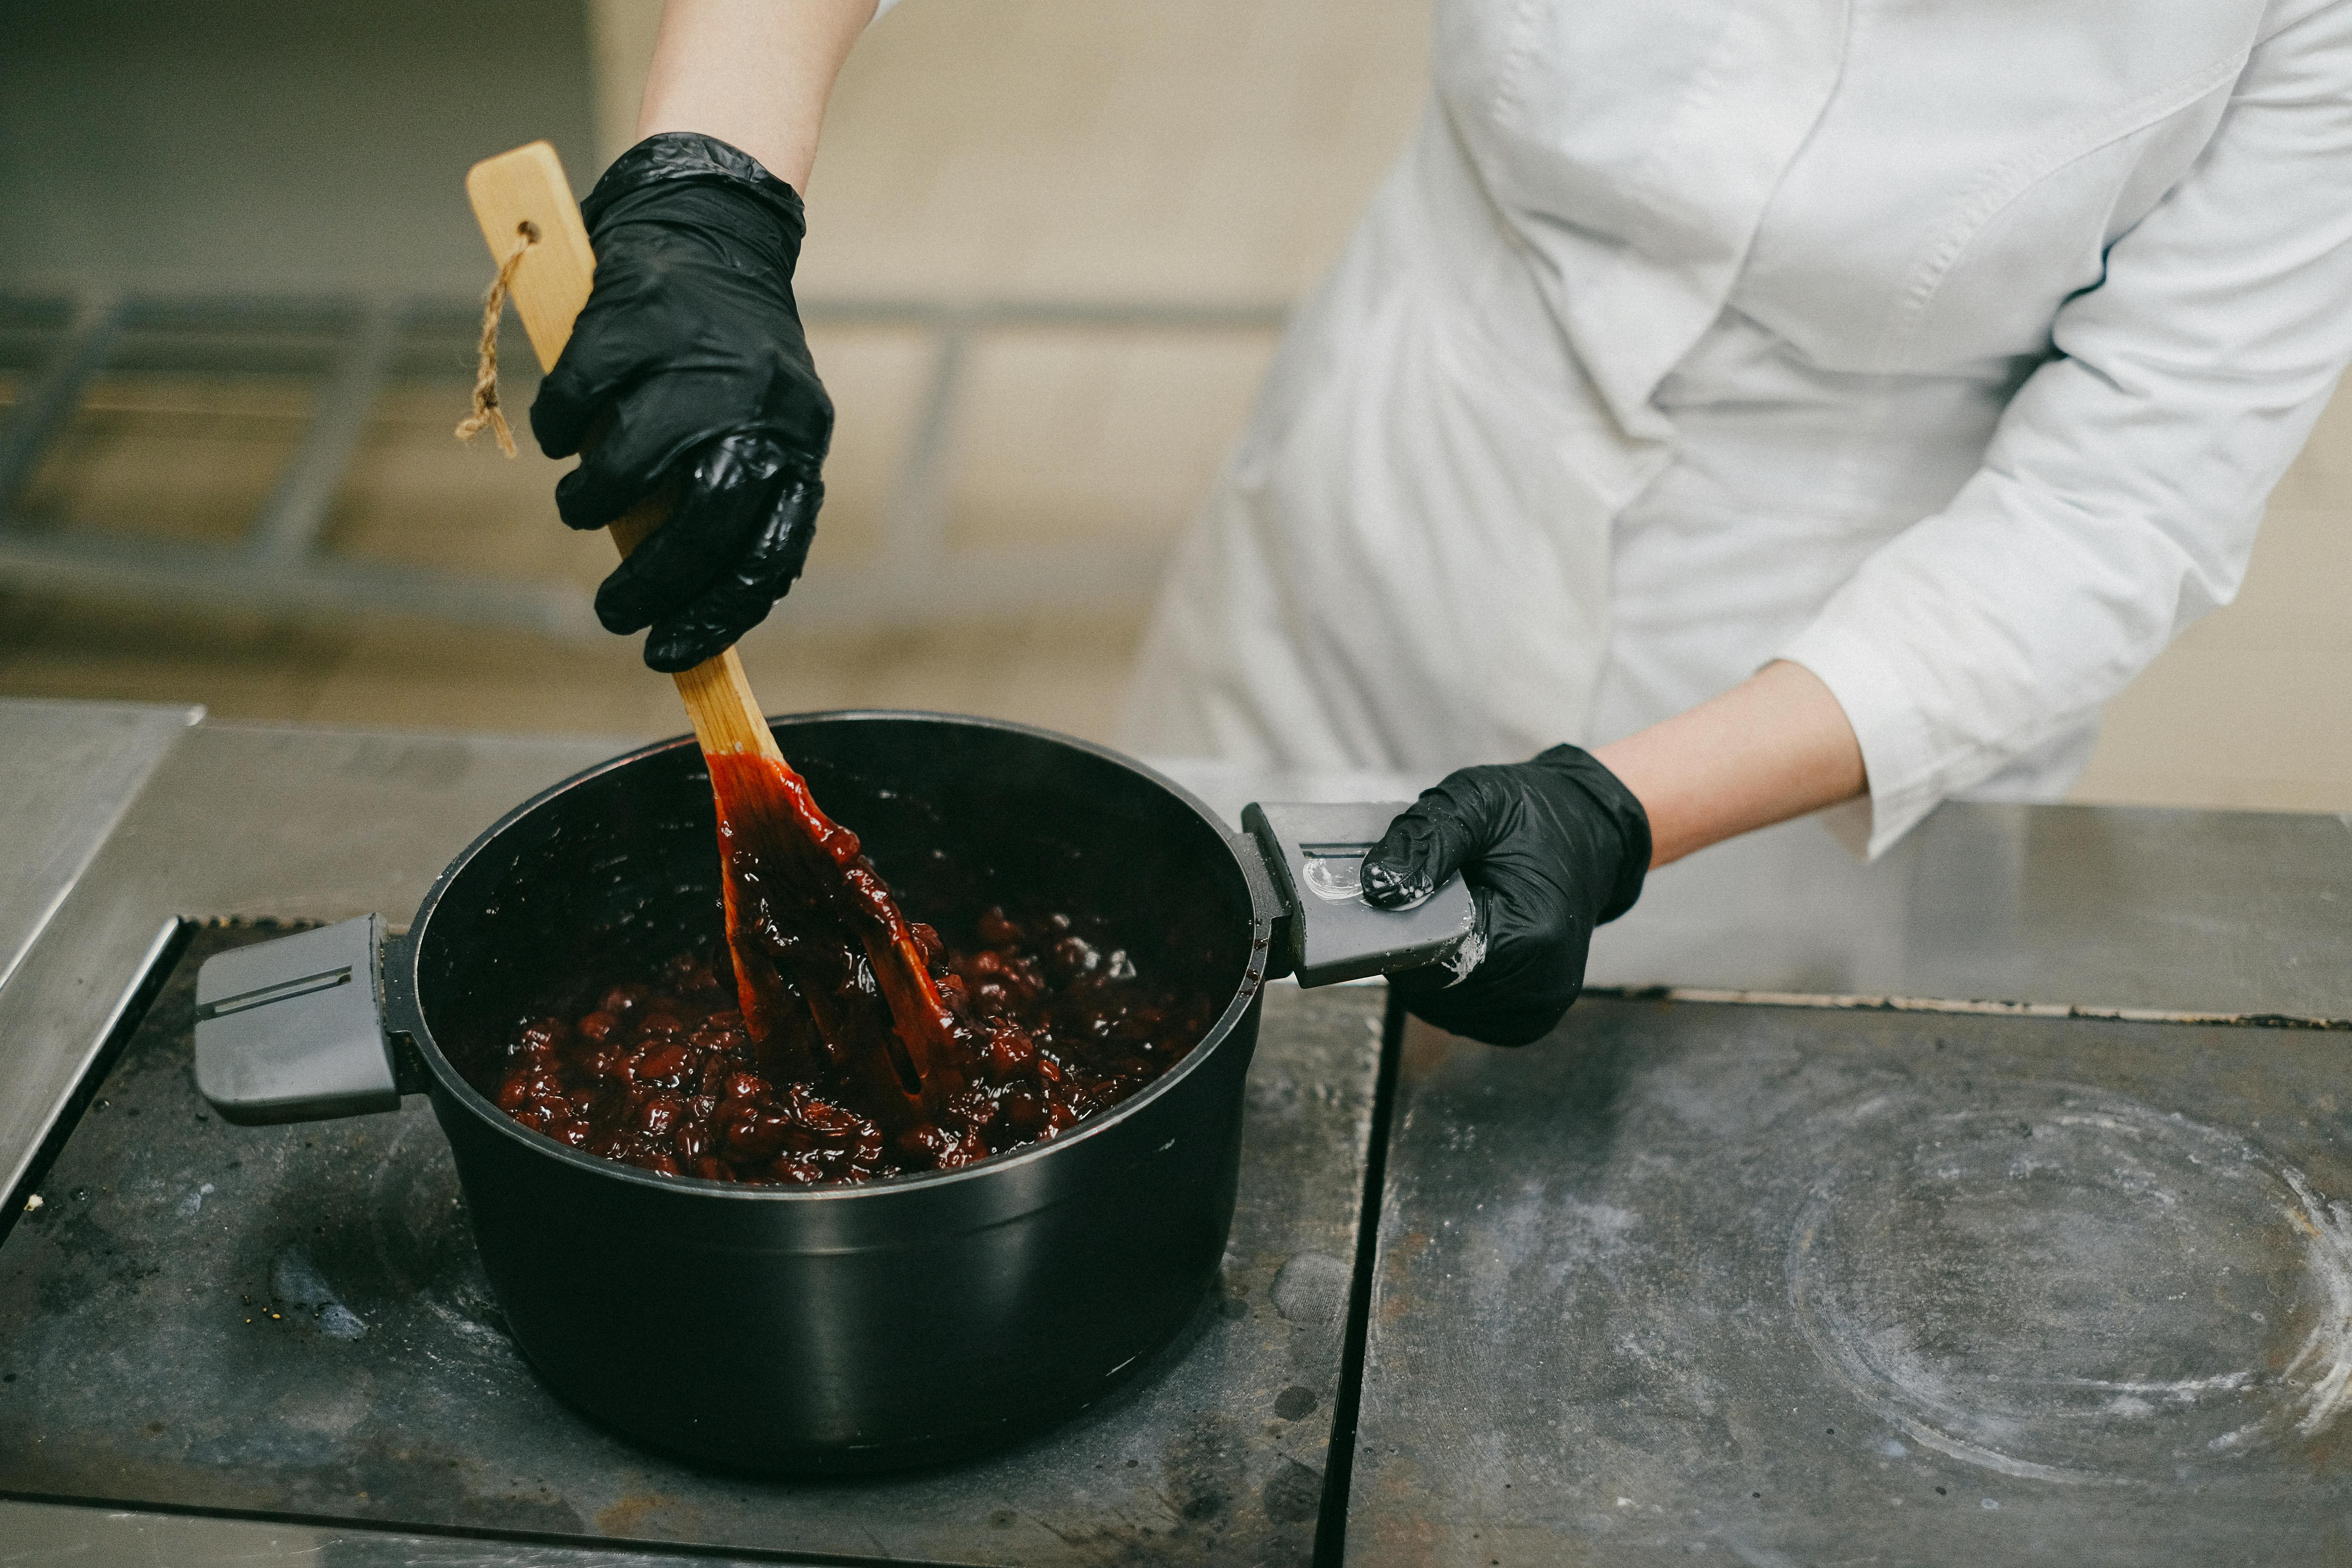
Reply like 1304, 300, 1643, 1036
397, 707, 1274, 1203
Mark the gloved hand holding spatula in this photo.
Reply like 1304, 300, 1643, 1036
530, 132, 833, 674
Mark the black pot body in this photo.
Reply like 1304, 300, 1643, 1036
390, 713, 1272, 1472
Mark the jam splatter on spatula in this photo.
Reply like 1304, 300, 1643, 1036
465, 141, 951, 1117
706, 750, 960, 1125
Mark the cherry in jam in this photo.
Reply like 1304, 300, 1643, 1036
493, 906, 1220, 1186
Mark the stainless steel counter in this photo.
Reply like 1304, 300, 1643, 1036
0, 698, 196, 998
0, 707, 622, 1223
2, 699, 2346, 1564
1590, 800, 2352, 1022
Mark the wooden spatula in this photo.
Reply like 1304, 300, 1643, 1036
465, 141, 958, 1119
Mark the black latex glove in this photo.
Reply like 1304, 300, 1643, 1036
1361, 745, 1651, 1047
531, 133, 831, 672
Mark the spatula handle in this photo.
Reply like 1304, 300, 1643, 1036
464, 139, 786, 764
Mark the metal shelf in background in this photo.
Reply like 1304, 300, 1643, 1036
0, 288, 1290, 637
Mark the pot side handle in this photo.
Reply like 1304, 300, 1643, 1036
193, 915, 407, 1125
1240, 802, 1479, 988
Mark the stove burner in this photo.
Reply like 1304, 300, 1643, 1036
1790, 1082, 2352, 1483
0, 922, 1380, 1565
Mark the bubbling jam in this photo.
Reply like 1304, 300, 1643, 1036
493, 905, 1221, 1185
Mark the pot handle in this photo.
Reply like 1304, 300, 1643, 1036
1239, 802, 1479, 988
193, 916, 416, 1125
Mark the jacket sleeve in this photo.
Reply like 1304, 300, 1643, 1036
1777, 0, 2352, 857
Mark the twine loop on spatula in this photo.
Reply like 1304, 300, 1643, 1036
454, 221, 539, 457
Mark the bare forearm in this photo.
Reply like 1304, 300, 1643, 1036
1592, 660, 1865, 868
637, 0, 878, 191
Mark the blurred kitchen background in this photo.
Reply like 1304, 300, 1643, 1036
0, 0, 2344, 812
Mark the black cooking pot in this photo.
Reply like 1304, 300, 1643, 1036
191, 712, 1471, 1472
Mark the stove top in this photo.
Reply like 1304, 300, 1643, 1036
1354, 995, 2352, 1564
9, 712, 2352, 1566
0, 923, 1390, 1565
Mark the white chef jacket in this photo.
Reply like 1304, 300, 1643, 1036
1120, 0, 2352, 856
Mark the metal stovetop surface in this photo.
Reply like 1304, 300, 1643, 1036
2, 700, 2348, 1565
1352, 998, 2352, 1566
0, 924, 1384, 1566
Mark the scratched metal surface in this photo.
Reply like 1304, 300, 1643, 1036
1350, 997, 2352, 1566
0, 1498, 808, 1566
0, 925, 1378, 1566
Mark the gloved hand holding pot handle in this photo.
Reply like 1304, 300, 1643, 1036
1363, 746, 1651, 1047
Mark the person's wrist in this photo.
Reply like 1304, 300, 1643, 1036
1527, 744, 1651, 923
583, 132, 807, 264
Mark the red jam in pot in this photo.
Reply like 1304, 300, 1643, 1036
492, 906, 1222, 1185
